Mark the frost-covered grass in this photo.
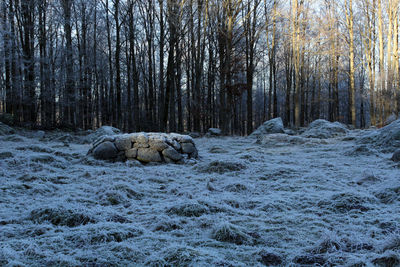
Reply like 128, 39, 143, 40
0, 130, 399, 266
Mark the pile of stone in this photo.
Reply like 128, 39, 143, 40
88, 132, 198, 163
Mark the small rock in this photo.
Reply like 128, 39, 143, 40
208, 128, 222, 136
125, 148, 138, 159
92, 135, 116, 149
164, 157, 175, 163
169, 140, 181, 151
391, 149, 400, 162
137, 148, 162, 163
170, 133, 194, 143
162, 147, 183, 161
182, 143, 195, 154
134, 142, 150, 148
87, 125, 120, 142
150, 141, 169, 151
93, 141, 118, 160
114, 135, 132, 151
136, 132, 149, 143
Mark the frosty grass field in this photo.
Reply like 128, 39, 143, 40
1, 126, 400, 266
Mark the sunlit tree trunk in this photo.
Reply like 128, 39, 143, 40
345, 0, 356, 126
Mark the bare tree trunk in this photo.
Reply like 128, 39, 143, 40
377, 0, 385, 125
345, 0, 356, 126
2, 0, 12, 115
62, 0, 75, 127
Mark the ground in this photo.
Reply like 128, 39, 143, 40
0, 129, 399, 266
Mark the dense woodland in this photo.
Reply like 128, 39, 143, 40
0, 0, 399, 134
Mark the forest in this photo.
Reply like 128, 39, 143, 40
0, 0, 399, 135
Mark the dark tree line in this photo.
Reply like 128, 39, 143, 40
0, 0, 399, 134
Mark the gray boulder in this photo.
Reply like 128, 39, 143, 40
114, 134, 133, 150
358, 119, 400, 152
302, 119, 348, 139
137, 148, 162, 163
93, 141, 118, 160
182, 143, 196, 154
87, 126, 121, 143
162, 147, 183, 161
250, 117, 284, 137
125, 148, 138, 159
207, 128, 222, 136
392, 149, 400, 162
96, 126, 121, 136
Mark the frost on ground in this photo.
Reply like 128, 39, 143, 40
1, 125, 400, 266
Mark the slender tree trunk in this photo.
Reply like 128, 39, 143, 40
62, 0, 75, 127
345, 0, 356, 126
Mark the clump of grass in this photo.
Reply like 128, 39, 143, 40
208, 146, 228, 154
167, 203, 208, 217
163, 246, 200, 266
374, 186, 400, 204
258, 250, 283, 266
309, 237, 344, 254
66, 224, 142, 247
382, 235, 400, 252
211, 223, 250, 245
292, 254, 326, 266
30, 154, 57, 163
196, 161, 245, 174
318, 193, 371, 213
30, 208, 95, 227
17, 145, 54, 153
100, 190, 127, 206
372, 252, 400, 267
2, 135, 23, 142
344, 145, 377, 156
154, 219, 182, 232
114, 183, 144, 200
224, 183, 247, 192
0, 152, 13, 159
